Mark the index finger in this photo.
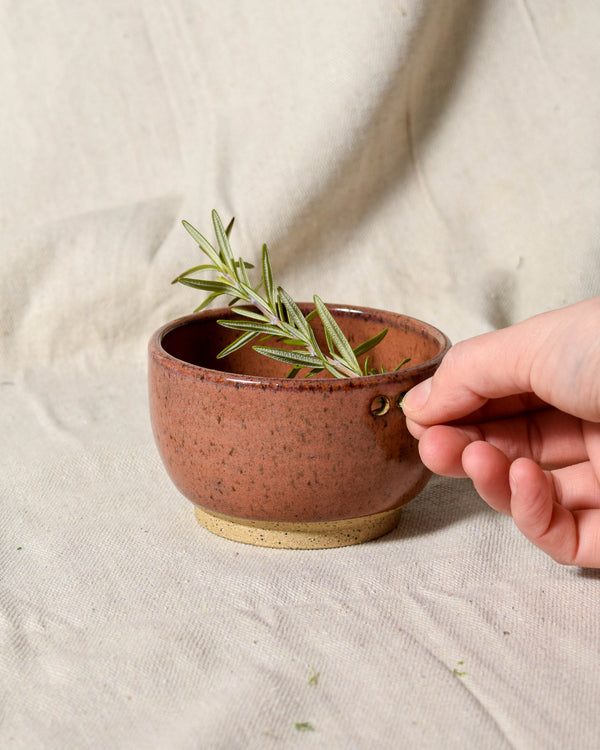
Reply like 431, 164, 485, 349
402, 325, 535, 426
402, 298, 600, 426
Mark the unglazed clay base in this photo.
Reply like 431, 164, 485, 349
194, 505, 402, 549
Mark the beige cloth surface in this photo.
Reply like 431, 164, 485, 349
2, 1, 600, 747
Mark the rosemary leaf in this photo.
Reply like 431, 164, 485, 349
181, 220, 222, 267
236, 280, 270, 309
227, 307, 270, 322
280, 337, 308, 347
212, 209, 237, 275
278, 287, 312, 339
262, 244, 276, 309
171, 264, 215, 283
217, 330, 258, 358
193, 292, 222, 313
177, 278, 239, 296
217, 319, 282, 337
252, 346, 323, 369
238, 256, 251, 286
275, 294, 285, 323
314, 359, 348, 379
353, 328, 388, 358
314, 295, 361, 374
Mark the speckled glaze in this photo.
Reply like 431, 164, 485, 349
148, 304, 450, 548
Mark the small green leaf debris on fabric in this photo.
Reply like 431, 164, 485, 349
294, 722, 315, 732
308, 666, 319, 686
453, 660, 467, 677
173, 210, 410, 379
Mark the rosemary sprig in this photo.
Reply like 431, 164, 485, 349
172, 210, 408, 378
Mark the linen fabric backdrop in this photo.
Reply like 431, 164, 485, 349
2, 1, 600, 748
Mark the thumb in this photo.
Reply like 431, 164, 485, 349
401, 328, 524, 424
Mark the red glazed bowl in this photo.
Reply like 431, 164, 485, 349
148, 304, 450, 548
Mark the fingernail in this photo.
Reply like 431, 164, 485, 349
401, 377, 432, 413
509, 469, 518, 496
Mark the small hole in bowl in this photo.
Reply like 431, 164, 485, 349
370, 395, 390, 417
397, 392, 407, 410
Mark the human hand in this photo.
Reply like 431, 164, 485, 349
402, 297, 600, 567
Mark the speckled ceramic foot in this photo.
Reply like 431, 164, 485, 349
194, 505, 402, 549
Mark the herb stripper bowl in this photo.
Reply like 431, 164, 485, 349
148, 303, 450, 549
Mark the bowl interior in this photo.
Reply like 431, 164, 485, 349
159, 304, 449, 379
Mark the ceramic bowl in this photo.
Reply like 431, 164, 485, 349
148, 304, 450, 548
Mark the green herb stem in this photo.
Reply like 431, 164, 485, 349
174, 210, 408, 379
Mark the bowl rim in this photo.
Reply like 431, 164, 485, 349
149, 303, 451, 390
